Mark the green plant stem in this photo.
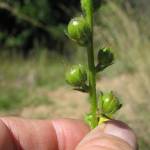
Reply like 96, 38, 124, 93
87, 42, 97, 128
86, 0, 97, 128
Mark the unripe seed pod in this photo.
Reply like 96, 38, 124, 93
97, 48, 114, 67
67, 16, 90, 45
96, 48, 114, 72
99, 92, 122, 116
65, 64, 87, 87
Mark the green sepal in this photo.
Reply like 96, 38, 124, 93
74, 84, 89, 93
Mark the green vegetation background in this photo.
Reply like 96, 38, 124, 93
0, 0, 150, 149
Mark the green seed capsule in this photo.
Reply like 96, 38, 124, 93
65, 64, 87, 87
67, 16, 90, 45
98, 48, 114, 67
96, 48, 114, 72
99, 92, 122, 116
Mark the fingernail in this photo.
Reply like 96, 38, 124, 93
103, 120, 137, 149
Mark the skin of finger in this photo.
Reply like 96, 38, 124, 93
76, 133, 133, 150
0, 120, 17, 150
103, 120, 137, 149
0, 117, 58, 150
0, 117, 89, 150
76, 120, 137, 150
52, 119, 90, 150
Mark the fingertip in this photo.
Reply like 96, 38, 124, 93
104, 120, 137, 149
76, 120, 137, 150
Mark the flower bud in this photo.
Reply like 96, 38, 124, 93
67, 16, 90, 45
96, 48, 114, 72
98, 48, 114, 66
99, 91, 122, 116
65, 64, 87, 87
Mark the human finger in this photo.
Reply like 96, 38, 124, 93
0, 117, 90, 150
76, 120, 137, 150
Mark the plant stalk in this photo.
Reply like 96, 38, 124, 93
86, 0, 97, 128
87, 43, 97, 128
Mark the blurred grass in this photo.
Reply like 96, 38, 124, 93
0, 1, 150, 150
0, 50, 70, 115
0, 50, 68, 88
95, 2, 150, 149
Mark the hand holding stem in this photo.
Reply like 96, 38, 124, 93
66, 0, 122, 128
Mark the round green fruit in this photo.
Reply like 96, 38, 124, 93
65, 64, 87, 87
99, 91, 122, 116
97, 48, 114, 67
67, 16, 90, 45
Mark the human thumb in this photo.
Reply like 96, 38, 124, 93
76, 120, 137, 150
